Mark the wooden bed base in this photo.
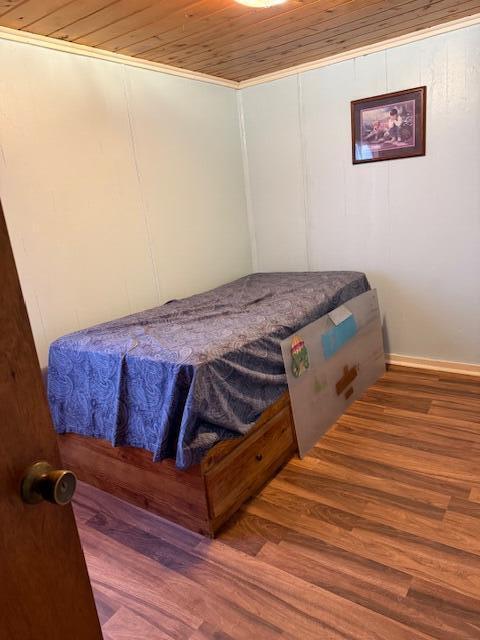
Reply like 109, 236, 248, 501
58, 392, 297, 537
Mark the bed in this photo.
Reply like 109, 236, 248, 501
50, 271, 369, 535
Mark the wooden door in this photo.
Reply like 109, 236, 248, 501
0, 200, 102, 640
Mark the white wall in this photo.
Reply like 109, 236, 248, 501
1, 25, 479, 368
0, 39, 251, 367
241, 24, 480, 365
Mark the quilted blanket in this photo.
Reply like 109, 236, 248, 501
48, 271, 369, 468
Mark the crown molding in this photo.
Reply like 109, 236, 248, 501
238, 12, 480, 88
1, 12, 479, 90
0, 25, 238, 89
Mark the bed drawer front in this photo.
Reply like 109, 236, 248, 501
205, 405, 296, 523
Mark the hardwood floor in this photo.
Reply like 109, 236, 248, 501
73, 365, 480, 639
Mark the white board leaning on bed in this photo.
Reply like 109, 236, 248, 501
281, 289, 385, 457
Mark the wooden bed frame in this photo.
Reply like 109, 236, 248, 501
58, 392, 297, 537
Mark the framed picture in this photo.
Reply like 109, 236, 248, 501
351, 86, 426, 164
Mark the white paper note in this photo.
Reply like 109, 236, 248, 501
328, 304, 352, 326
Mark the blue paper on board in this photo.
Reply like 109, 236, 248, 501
321, 314, 358, 360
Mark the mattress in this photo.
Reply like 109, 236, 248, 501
48, 271, 370, 468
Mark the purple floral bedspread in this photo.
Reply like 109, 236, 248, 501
48, 271, 369, 468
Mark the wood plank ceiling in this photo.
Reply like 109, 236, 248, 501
1, 0, 479, 82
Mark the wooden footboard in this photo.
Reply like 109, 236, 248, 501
58, 392, 297, 537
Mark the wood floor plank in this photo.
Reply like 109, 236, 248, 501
373, 376, 480, 406
260, 481, 366, 529
338, 412, 480, 452
246, 492, 480, 601
188, 621, 236, 640
92, 579, 200, 640
257, 542, 479, 640
86, 494, 432, 639
92, 587, 117, 627
245, 493, 350, 540
221, 510, 413, 597
80, 523, 281, 640
349, 388, 433, 413
74, 481, 203, 552
361, 500, 480, 556
406, 578, 480, 629
470, 488, 480, 503
84, 514, 290, 640
267, 473, 369, 519
448, 496, 480, 519
89, 518, 343, 640
350, 521, 480, 600
195, 540, 434, 640
73, 366, 480, 638
334, 420, 480, 461
442, 510, 480, 545
345, 403, 480, 442
429, 400, 480, 424
281, 459, 449, 515
308, 446, 471, 498
436, 372, 480, 386
319, 429, 480, 488
308, 447, 470, 499
102, 606, 176, 640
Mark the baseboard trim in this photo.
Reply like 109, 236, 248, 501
386, 354, 480, 377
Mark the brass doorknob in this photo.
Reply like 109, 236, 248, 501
21, 461, 77, 506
